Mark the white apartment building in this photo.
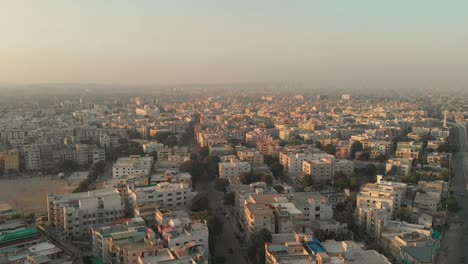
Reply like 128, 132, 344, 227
47, 189, 125, 238
386, 158, 412, 176
91, 217, 147, 263
333, 159, 354, 177
99, 134, 111, 148
23, 144, 41, 171
357, 176, 407, 220
218, 159, 251, 179
279, 150, 329, 178
88, 148, 106, 164
127, 182, 196, 212
161, 218, 209, 256
237, 148, 264, 166
142, 141, 165, 154
302, 157, 334, 181
112, 155, 153, 178
291, 192, 334, 223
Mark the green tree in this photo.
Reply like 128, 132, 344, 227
323, 144, 336, 156
214, 178, 230, 192
273, 185, 285, 194
190, 193, 210, 212
247, 229, 272, 264
301, 174, 314, 189
395, 207, 412, 222
269, 162, 284, 179
350, 141, 363, 159
224, 192, 235, 206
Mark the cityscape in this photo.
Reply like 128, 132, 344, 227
1, 2, 468, 264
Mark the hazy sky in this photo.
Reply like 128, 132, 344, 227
1, 1, 468, 88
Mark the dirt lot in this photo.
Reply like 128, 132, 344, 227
0, 175, 75, 215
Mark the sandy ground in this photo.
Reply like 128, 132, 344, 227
0, 175, 76, 215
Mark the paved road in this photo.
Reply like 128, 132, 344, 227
208, 189, 248, 264
438, 123, 468, 264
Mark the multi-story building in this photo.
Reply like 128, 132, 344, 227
291, 192, 333, 223
245, 203, 275, 233
161, 218, 209, 257
357, 176, 407, 234
22, 144, 41, 171
142, 141, 165, 154
99, 133, 111, 148
47, 189, 125, 238
333, 159, 354, 177
386, 158, 412, 176
302, 157, 334, 181
272, 203, 304, 234
237, 148, 264, 166
0, 149, 20, 173
256, 140, 279, 157
112, 155, 153, 178
127, 182, 196, 212
92, 217, 147, 263
396, 142, 422, 159
218, 159, 251, 179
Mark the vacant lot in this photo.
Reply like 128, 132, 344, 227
0, 176, 75, 215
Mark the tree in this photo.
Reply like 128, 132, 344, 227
261, 174, 273, 185
315, 141, 323, 150
214, 178, 230, 192
389, 165, 398, 175
443, 196, 459, 212
273, 185, 285, 194
224, 192, 235, 206
301, 174, 314, 189
200, 146, 210, 159
60, 160, 79, 172
190, 193, 210, 212
333, 171, 349, 190
247, 229, 272, 264
396, 207, 412, 222
350, 141, 363, 159
270, 162, 284, 179
73, 180, 89, 193
323, 144, 336, 156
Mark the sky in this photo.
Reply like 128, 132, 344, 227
1, 1, 468, 89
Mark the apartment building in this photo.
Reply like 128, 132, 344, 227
47, 189, 125, 238
112, 155, 153, 178
245, 203, 275, 233
142, 141, 165, 154
127, 182, 196, 212
0, 149, 20, 173
237, 148, 264, 166
161, 218, 209, 256
291, 192, 333, 223
356, 176, 407, 234
22, 144, 41, 171
92, 217, 147, 263
302, 157, 334, 181
218, 159, 251, 179
386, 158, 413, 176
396, 142, 422, 159
333, 159, 354, 177
272, 203, 304, 234
256, 140, 279, 157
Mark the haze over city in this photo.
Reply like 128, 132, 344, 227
2, 1, 468, 90
1, 2, 468, 264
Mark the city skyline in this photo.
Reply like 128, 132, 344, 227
2, 1, 468, 89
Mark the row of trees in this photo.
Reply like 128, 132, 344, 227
72, 161, 106, 193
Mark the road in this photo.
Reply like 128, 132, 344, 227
208, 188, 248, 264
438, 123, 468, 264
